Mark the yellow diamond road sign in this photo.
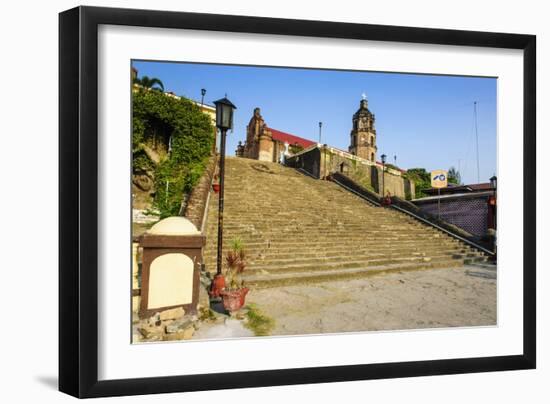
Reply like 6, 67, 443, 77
431, 170, 448, 188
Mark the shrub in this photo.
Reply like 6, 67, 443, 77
404, 168, 432, 198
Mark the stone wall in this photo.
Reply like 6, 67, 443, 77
312, 146, 414, 199
182, 156, 217, 231
285, 146, 322, 178
376, 167, 415, 199
319, 147, 376, 191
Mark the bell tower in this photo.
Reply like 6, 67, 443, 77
349, 96, 377, 162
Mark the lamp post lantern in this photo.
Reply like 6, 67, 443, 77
381, 153, 387, 202
318, 121, 322, 144
489, 175, 497, 256
490, 175, 497, 227
213, 96, 236, 282
201, 88, 206, 107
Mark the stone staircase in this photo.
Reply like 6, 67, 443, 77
203, 157, 487, 288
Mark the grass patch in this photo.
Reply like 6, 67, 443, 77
198, 306, 218, 322
244, 304, 275, 336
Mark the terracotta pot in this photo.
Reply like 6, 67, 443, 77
212, 183, 220, 193
209, 274, 226, 298
221, 288, 249, 312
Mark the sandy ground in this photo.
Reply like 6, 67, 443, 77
245, 265, 497, 336
193, 318, 254, 339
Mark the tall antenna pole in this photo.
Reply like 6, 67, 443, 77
474, 101, 480, 183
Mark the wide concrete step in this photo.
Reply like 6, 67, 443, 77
205, 224, 441, 234
215, 250, 469, 271
203, 247, 482, 262
203, 241, 478, 257
205, 232, 446, 241
204, 248, 484, 265
204, 238, 456, 250
242, 260, 465, 288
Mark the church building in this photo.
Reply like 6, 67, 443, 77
236, 107, 315, 162
348, 97, 377, 163
237, 96, 379, 165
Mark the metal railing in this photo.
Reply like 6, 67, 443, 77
296, 167, 319, 180
329, 172, 495, 256
329, 172, 381, 207
389, 202, 495, 256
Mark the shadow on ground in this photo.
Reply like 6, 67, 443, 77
35, 375, 58, 390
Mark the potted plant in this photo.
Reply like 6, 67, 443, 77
212, 174, 220, 193
220, 238, 249, 312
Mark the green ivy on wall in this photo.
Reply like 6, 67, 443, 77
132, 89, 214, 218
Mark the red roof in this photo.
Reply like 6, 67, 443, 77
270, 128, 316, 149
468, 183, 493, 191
424, 182, 494, 195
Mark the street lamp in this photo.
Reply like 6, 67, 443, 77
489, 175, 497, 227
489, 175, 497, 256
318, 121, 323, 143
381, 153, 387, 202
201, 88, 206, 107
213, 96, 236, 285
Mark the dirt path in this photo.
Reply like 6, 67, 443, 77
246, 265, 496, 336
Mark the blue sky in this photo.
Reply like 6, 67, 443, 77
132, 60, 496, 185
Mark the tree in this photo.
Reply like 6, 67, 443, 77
134, 75, 165, 92
404, 168, 431, 198
448, 166, 461, 185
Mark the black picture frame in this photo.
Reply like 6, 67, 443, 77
59, 5, 536, 398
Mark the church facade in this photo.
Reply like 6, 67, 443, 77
236, 107, 315, 162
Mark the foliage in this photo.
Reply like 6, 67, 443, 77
132, 88, 214, 217
404, 168, 432, 198
383, 163, 399, 171
244, 303, 275, 336
448, 166, 461, 185
133, 75, 164, 91
133, 150, 155, 173
404, 166, 462, 198
289, 143, 304, 154
224, 237, 247, 290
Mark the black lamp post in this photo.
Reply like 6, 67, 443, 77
381, 153, 387, 201
201, 88, 206, 107
490, 175, 497, 228
318, 121, 323, 144
489, 175, 497, 256
213, 96, 236, 279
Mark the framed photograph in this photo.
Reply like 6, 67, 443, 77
59, 6, 536, 398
